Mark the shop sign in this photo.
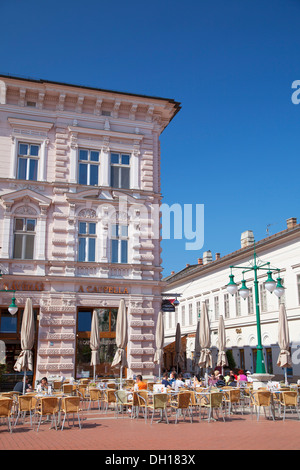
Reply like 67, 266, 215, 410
162, 299, 175, 312
77, 285, 129, 294
2, 282, 44, 291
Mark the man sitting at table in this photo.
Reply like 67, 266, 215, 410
161, 372, 172, 389
135, 375, 147, 391
13, 376, 32, 394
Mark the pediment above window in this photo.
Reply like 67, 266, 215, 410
1, 188, 52, 213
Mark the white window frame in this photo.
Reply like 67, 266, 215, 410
10, 136, 49, 182
78, 221, 97, 262
110, 152, 131, 189
111, 224, 128, 264
78, 148, 100, 186
13, 217, 36, 260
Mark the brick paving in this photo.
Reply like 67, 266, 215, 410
1, 409, 300, 451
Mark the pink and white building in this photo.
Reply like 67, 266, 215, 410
0, 74, 180, 385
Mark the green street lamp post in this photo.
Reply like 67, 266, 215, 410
226, 243, 284, 374
0, 271, 18, 315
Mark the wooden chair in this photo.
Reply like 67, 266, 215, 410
114, 390, 132, 417
223, 389, 242, 415
62, 383, 74, 395
52, 381, 62, 392
148, 393, 169, 425
60, 396, 82, 430
34, 397, 59, 432
251, 391, 274, 421
103, 389, 117, 413
170, 391, 193, 424
200, 392, 225, 422
279, 391, 300, 421
136, 391, 149, 422
147, 382, 155, 392
0, 398, 14, 432
14, 395, 34, 427
88, 388, 102, 411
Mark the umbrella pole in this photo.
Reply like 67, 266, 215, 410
120, 366, 123, 389
23, 371, 26, 395
285, 368, 288, 386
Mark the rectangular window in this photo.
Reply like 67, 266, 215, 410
248, 287, 254, 315
13, 218, 36, 259
17, 143, 39, 181
110, 153, 130, 189
111, 224, 128, 263
224, 294, 230, 318
214, 296, 219, 320
78, 222, 96, 262
196, 301, 201, 322
78, 149, 100, 186
181, 305, 186, 327
235, 292, 241, 317
188, 304, 193, 326
260, 284, 267, 312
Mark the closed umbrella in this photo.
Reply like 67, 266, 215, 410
111, 299, 128, 389
193, 320, 201, 373
14, 298, 35, 394
277, 303, 292, 386
217, 315, 228, 375
154, 311, 164, 380
90, 309, 100, 382
198, 302, 212, 386
175, 323, 182, 374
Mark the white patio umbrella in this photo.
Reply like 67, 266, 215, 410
193, 320, 201, 373
90, 309, 100, 382
154, 311, 164, 380
175, 322, 182, 374
111, 299, 128, 389
14, 298, 35, 394
217, 315, 228, 375
198, 302, 212, 386
277, 303, 292, 386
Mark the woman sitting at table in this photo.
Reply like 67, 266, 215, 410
161, 372, 172, 389
133, 375, 147, 391
172, 373, 185, 392
39, 377, 49, 391
237, 369, 248, 383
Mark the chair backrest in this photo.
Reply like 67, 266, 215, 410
106, 389, 116, 402
107, 383, 116, 389
177, 391, 191, 409
80, 379, 90, 385
89, 388, 101, 400
137, 390, 148, 406
115, 390, 129, 404
125, 380, 135, 387
62, 396, 80, 413
18, 395, 33, 412
153, 393, 168, 409
209, 392, 223, 408
227, 389, 240, 402
282, 391, 298, 406
53, 381, 62, 391
0, 398, 13, 417
63, 384, 73, 394
254, 391, 271, 406
40, 397, 59, 414
147, 382, 154, 391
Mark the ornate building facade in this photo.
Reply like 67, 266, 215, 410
0, 74, 180, 384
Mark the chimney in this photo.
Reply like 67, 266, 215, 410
171, 271, 175, 275
198, 258, 203, 265
241, 230, 254, 249
186, 264, 190, 268
203, 250, 213, 265
215, 253, 221, 260
287, 217, 297, 230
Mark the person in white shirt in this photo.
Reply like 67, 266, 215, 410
172, 373, 185, 391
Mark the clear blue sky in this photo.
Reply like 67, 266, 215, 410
1, 0, 300, 276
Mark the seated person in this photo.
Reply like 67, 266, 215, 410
193, 374, 204, 388
39, 377, 49, 391
228, 377, 237, 387
215, 374, 226, 388
161, 372, 171, 388
13, 376, 32, 394
172, 373, 185, 391
134, 374, 147, 391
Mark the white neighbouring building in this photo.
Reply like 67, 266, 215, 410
0, 74, 180, 387
163, 217, 300, 381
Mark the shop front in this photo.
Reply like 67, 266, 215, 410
0, 305, 39, 391
76, 307, 122, 379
